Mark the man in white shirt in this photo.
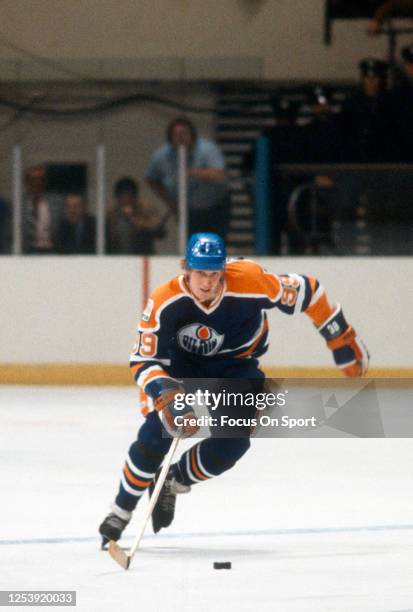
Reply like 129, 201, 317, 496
145, 117, 230, 239
22, 165, 63, 254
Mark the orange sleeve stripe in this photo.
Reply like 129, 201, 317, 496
308, 276, 317, 295
236, 318, 269, 359
305, 292, 335, 327
130, 363, 145, 377
191, 447, 208, 481
123, 464, 151, 488
141, 369, 169, 388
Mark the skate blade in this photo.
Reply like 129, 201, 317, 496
108, 540, 131, 570
101, 537, 109, 550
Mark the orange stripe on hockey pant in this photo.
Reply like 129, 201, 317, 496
191, 446, 208, 481
123, 464, 151, 488
236, 318, 269, 359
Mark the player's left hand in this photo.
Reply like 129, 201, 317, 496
328, 326, 370, 377
318, 305, 369, 377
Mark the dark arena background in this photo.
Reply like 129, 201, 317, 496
1, 2, 413, 611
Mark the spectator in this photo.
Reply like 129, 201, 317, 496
367, 0, 413, 34
107, 177, 165, 255
0, 197, 11, 254
298, 86, 342, 163
57, 193, 96, 255
269, 98, 306, 163
340, 59, 395, 161
145, 116, 230, 239
22, 165, 63, 254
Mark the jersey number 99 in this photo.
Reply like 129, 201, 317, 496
132, 332, 158, 357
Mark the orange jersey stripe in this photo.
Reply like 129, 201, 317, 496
305, 292, 334, 327
236, 318, 269, 358
308, 276, 317, 295
130, 363, 145, 377
191, 446, 208, 481
123, 464, 151, 488
141, 369, 169, 390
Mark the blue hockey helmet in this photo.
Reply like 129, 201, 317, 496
185, 233, 226, 270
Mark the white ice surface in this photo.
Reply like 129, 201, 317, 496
1, 386, 413, 612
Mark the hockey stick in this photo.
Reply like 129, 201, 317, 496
108, 436, 180, 570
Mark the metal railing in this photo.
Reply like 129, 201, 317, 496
274, 162, 413, 256
7, 144, 190, 257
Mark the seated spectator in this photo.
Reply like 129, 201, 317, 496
0, 197, 11, 254
57, 193, 96, 255
107, 177, 165, 255
22, 165, 63, 254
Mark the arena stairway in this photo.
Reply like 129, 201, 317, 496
214, 86, 276, 254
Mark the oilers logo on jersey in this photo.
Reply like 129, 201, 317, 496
177, 324, 224, 356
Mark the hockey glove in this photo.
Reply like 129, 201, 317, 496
318, 305, 369, 377
154, 388, 199, 438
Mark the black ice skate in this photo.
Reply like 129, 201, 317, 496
149, 467, 190, 533
99, 504, 132, 549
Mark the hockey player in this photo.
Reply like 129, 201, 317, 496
99, 232, 369, 545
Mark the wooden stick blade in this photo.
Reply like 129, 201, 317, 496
108, 540, 131, 570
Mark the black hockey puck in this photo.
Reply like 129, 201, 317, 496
213, 562, 231, 570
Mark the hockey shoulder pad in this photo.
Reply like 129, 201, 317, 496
317, 305, 369, 377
